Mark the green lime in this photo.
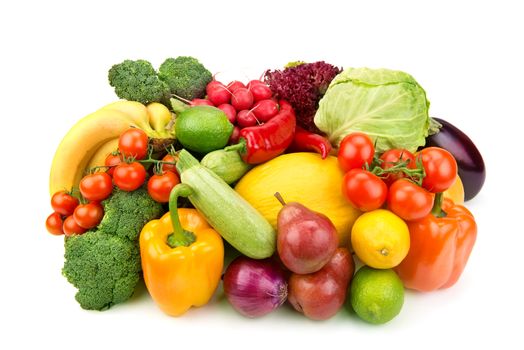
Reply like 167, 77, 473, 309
175, 106, 234, 154
349, 266, 404, 324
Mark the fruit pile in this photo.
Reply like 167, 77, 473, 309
45, 57, 484, 324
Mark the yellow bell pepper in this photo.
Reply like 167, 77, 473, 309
139, 207, 224, 316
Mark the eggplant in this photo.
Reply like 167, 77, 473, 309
425, 117, 485, 201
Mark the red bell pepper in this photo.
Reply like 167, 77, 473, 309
287, 126, 332, 159
226, 100, 296, 164
395, 195, 477, 292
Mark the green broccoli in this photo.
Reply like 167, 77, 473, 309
108, 59, 170, 105
62, 187, 164, 311
158, 56, 212, 101
98, 187, 164, 241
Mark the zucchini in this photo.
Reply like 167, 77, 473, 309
201, 149, 252, 184
171, 149, 275, 259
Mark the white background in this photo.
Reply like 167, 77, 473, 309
1, 0, 523, 349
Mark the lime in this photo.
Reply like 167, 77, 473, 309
175, 106, 234, 154
351, 209, 410, 269
350, 266, 404, 324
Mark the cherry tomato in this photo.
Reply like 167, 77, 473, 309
46, 212, 64, 235
379, 149, 417, 186
420, 147, 458, 193
79, 172, 113, 201
338, 132, 375, 173
51, 191, 79, 216
341, 169, 387, 211
147, 171, 180, 203
113, 162, 147, 191
104, 153, 122, 176
73, 202, 104, 229
387, 179, 435, 221
161, 154, 178, 174
118, 128, 149, 160
63, 215, 87, 236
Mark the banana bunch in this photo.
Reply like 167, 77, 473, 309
49, 101, 174, 196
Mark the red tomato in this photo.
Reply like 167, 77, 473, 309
79, 172, 113, 201
379, 149, 417, 186
419, 147, 458, 193
104, 153, 122, 176
73, 202, 104, 229
147, 171, 180, 203
63, 215, 87, 236
341, 169, 387, 211
51, 191, 79, 216
118, 128, 149, 160
337, 132, 375, 173
113, 162, 147, 191
46, 212, 64, 235
387, 179, 435, 221
161, 154, 178, 174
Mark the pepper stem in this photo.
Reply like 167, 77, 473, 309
166, 183, 196, 248
431, 192, 447, 218
224, 138, 247, 154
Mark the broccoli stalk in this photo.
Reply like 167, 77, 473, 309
62, 187, 164, 311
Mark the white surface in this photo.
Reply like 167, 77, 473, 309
1, 0, 522, 349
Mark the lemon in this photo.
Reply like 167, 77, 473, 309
351, 209, 409, 269
350, 266, 404, 324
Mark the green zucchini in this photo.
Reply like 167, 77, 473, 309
172, 149, 275, 259
201, 149, 252, 184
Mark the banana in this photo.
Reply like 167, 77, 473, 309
49, 109, 139, 196
86, 138, 120, 170
146, 102, 174, 138
101, 100, 153, 132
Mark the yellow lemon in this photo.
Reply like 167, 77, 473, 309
351, 210, 410, 269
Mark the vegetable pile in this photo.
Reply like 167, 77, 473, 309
45, 56, 485, 324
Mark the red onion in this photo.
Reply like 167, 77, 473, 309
223, 257, 288, 318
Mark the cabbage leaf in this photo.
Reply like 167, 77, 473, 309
314, 68, 430, 153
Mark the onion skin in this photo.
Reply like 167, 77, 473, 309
223, 257, 288, 318
425, 118, 486, 201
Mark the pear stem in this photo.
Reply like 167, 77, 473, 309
274, 192, 286, 206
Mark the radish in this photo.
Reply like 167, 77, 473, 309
231, 88, 254, 111
228, 126, 241, 144
250, 83, 273, 102
191, 98, 214, 106
218, 103, 237, 124
247, 79, 265, 89
207, 83, 231, 106
227, 81, 246, 93
237, 110, 258, 128
252, 99, 279, 122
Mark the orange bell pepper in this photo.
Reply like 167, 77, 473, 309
139, 207, 224, 316
395, 195, 477, 292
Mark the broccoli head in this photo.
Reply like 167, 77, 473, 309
158, 56, 212, 101
62, 187, 164, 311
98, 187, 164, 241
63, 231, 141, 310
108, 59, 170, 105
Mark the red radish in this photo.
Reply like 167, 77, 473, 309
231, 88, 254, 111
229, 126, 241, 144
227, 80, 246, 93
191, 98, 214, 106
218, 103, 237, 124
207, 80, 224, 90
207, 83, 231, 106
247, 79, 265, 89
252, 99, 279, 122
237, 110, 258, 128
250, 83, 273, 101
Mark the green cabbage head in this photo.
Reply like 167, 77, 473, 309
314, 67, 430, 153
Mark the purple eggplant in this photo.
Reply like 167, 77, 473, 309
425, 117, 485, 201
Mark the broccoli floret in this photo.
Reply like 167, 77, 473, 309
98, 187, 164, 241
62, 187, 164, 311
158, 56, 212, 101
63, 231, 141, 310
108, 59, 170, 105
